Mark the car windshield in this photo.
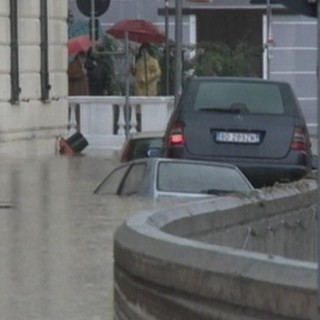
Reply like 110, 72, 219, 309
194, 81, 284, 115
157, 161, 252, 194
94, 164, 129, 195
130, 137, 163, 160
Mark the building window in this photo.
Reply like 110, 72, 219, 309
10, 0, 20, 104
40, 0, 51, 101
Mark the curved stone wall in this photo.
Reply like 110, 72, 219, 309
114, 175, 318, 319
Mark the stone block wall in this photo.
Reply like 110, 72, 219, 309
163, 179, 318, 261
0, 1, 68, 156
114, 176, 318, 319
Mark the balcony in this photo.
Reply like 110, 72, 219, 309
68, 95, 174, 155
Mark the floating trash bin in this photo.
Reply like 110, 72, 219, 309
59, 132, 89, 155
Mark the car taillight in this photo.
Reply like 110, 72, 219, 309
168, 122, 186, 146
291, 126, 309, 151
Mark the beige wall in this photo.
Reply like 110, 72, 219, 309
0, 1, 68, 156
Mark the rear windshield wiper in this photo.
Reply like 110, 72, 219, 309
199, 105, 249, 114
201, 189, 232, 195
198, 107, 227, 112
199, 107, 243, 113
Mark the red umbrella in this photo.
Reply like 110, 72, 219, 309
107, 19, 166, 44
68, 35, 92, 56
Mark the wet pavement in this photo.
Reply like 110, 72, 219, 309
0, 153, 168, 320
0, 136, 317, 320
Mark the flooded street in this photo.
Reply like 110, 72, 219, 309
0, 154, 167, 320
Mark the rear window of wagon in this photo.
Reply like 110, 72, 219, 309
192, 81, 285, 115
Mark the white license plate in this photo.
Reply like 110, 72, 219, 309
215, 131, 260, 144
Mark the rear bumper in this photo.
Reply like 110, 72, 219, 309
166, 147, 311, 188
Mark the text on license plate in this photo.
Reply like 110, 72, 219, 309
215, 132, 260, 144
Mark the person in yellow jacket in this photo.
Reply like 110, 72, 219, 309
133, 42, 161, 96
131, 43, 161, 131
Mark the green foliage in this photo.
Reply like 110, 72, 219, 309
132, 41, 262, 96
187, 41, 262, 77
158, 48, 175, 95
96, 36, 119, 95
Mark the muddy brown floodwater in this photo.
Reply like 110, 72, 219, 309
0, 153, 179, 320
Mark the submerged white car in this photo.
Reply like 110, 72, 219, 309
94, 158, 255, 199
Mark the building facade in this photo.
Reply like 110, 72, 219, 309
69, 0, 317, 133
0, 1, 68, 156
0, 1, 316, 156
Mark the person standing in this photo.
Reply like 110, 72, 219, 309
85, 47, 109, 96
132, 43, 161, 131
68, 51, 89, 130
133, 42, 161, 96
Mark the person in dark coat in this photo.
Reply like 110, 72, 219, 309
85, 47, 111, 96
68, 51, 89, 129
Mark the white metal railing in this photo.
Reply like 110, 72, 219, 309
68, 95, 175, 152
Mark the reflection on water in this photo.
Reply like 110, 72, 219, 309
0, 155, 166, 320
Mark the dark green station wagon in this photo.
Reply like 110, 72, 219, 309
163, 77, 313, 188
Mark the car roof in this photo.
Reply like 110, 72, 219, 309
189, 76, 287, 85
128, 131, 164, 140
130, 157, 245, 170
